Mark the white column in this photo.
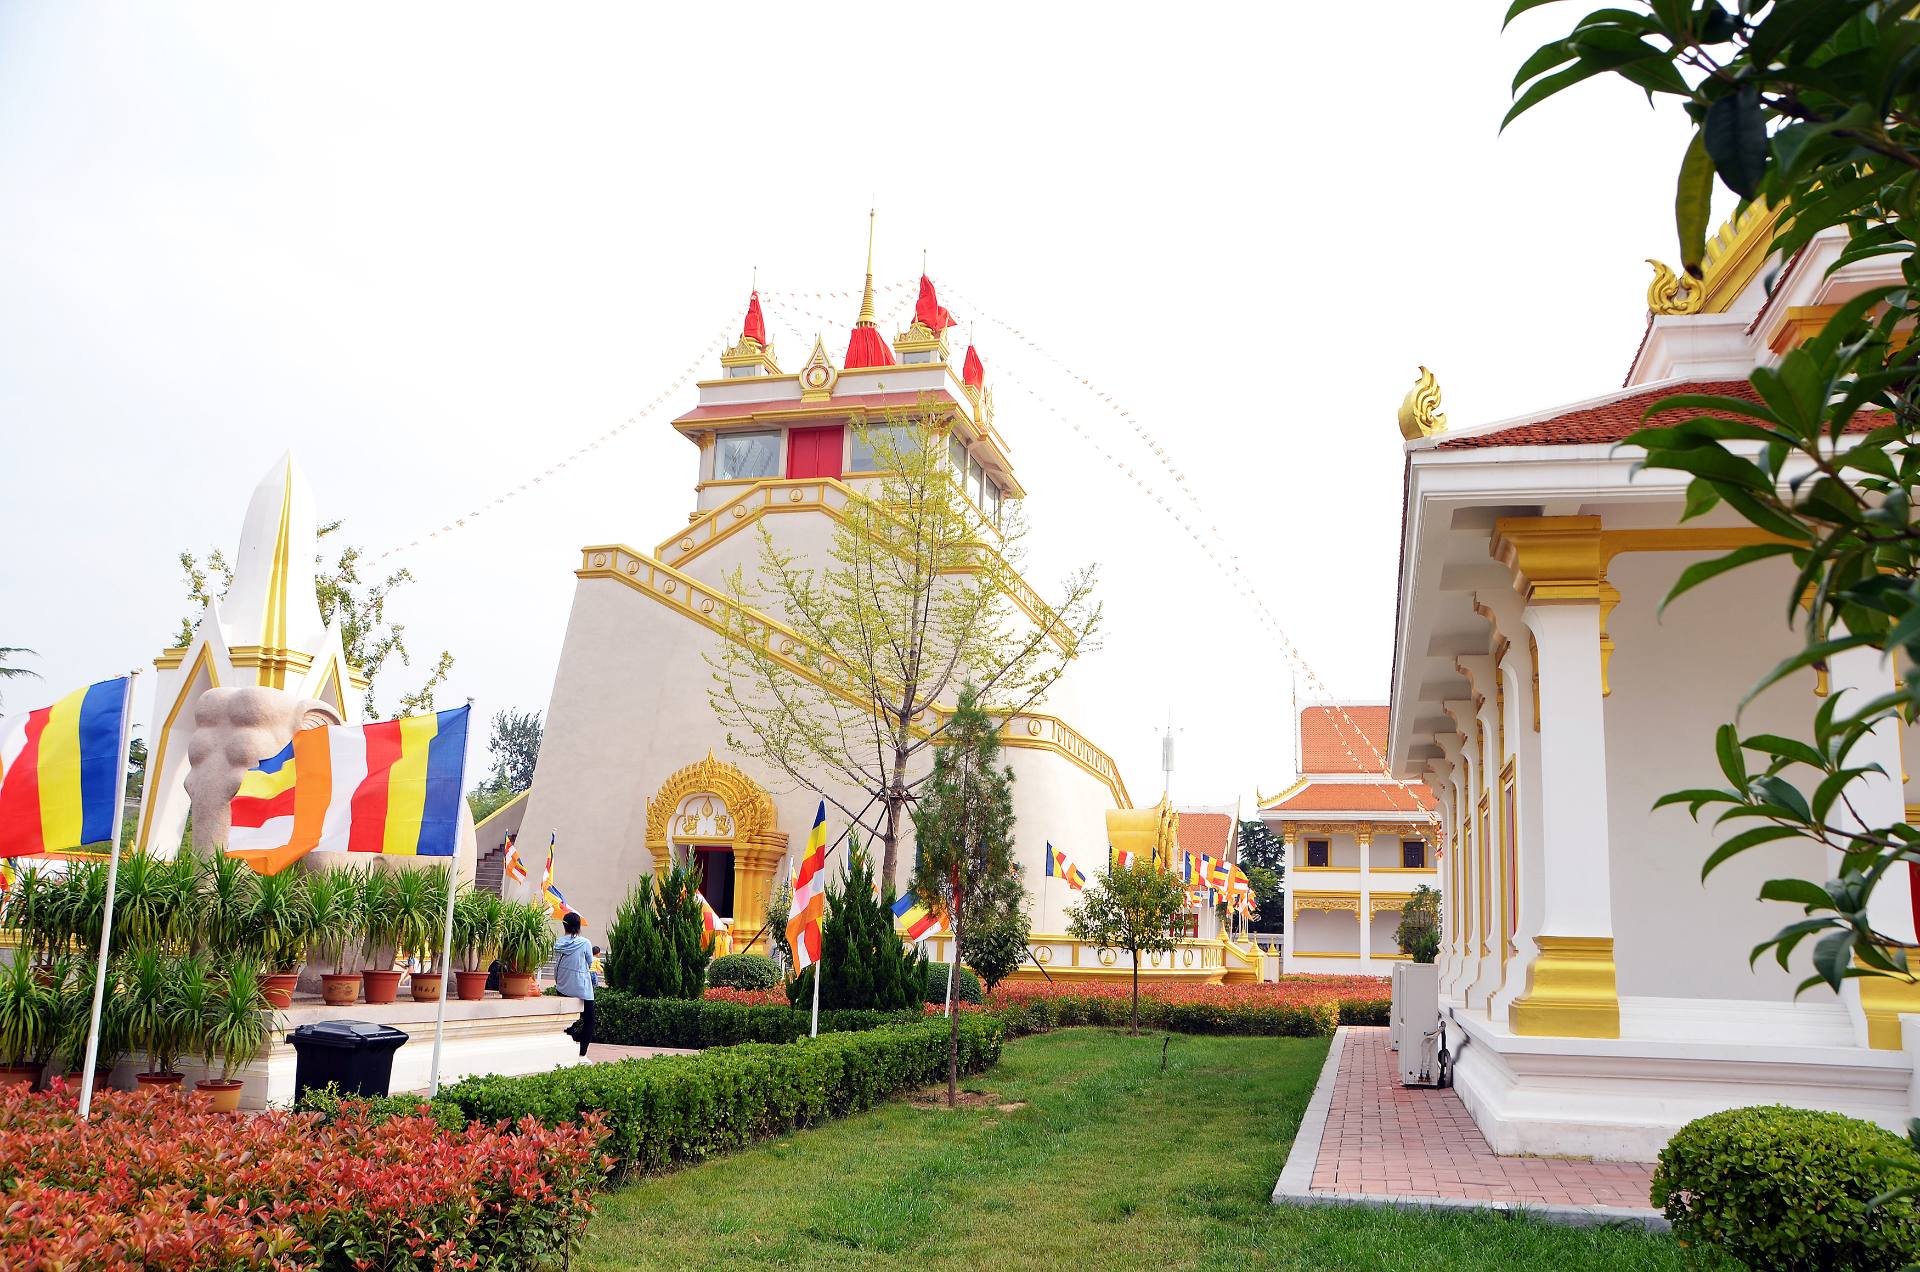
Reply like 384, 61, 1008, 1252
1432, 740, 1466, 999
1509, 599, 1619, 1037
1444, 700, 1483, 1003
1357, 825, 1373, 969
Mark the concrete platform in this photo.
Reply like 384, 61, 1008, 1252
158, 993, 589, 1109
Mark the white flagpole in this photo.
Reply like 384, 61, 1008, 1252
78, 669, 139, 1120
808, 946, 821, 1038
427, 698, 474, 1099
943, 948, 955, 1019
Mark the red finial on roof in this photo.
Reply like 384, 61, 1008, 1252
845, 209, 895, 369
962, 344, 985, 391
741, 291, 767, 348
914, 274, 957, 332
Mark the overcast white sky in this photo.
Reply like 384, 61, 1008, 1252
0, 3, 1711, 810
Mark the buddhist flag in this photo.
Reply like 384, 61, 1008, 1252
0, 859, 15, 918
1112, 847, 1137, 872
228, 705, 470, 875
0, 677, 133, 858
891, 888, 945, 944
696, 890, 724, 947
502, 831, 528, 883
1044, 842, 1086, 890
787, 801, 828, 972
541, 832, 570, 919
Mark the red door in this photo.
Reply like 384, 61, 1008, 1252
786, 426, 844, 479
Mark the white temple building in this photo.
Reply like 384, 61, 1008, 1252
487, 249, 1264, 983
1386, 206, 1920, 1158
1260, 704, 1438, 975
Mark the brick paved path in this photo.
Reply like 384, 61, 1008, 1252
1308, 1027, 1656, 1210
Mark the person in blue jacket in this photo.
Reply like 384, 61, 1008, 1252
555, 911, 595, 1056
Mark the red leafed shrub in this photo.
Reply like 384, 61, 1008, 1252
699, 985, 788, 1006
974, 976, 1391, 1036
0, 1086, 608, 1270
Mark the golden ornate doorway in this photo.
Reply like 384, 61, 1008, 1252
645, 753, 788, 953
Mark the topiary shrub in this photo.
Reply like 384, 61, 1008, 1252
923, 962, 982, 1005
787, 839, 927, 1013
1652, 1104, 1920, 1272
707, 953, 780, 991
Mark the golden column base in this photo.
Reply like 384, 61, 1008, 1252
1855, 968, 1920, 1050
728, 833, 788, 955
1509, 935, 1619, 1039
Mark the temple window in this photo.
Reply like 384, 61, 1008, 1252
983, 477, 1001, 523
714, 430, 780, 481
949, 433, 967, 479
725, 363, 763, 379
969, 456, 986, 506
1402, 839, 1425, 869
848, 424, 917, 472
1306, 839, 1329, 868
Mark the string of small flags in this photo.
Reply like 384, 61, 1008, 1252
368, 318, 737, 564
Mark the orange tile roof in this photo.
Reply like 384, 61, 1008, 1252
1270, 781, 1435, 814
1433, 380, 1761, 450
1174, 812, 1235, 858
1300, 706, 1390, 774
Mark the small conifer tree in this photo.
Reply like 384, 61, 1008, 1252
788, 836, 927, 1012
604, 864, 710, 1000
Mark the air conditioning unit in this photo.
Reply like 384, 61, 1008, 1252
1392, 962, 1442, 1086
1388, 963, 1406, 1052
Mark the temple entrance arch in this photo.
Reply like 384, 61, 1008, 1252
644, 753, 788, 953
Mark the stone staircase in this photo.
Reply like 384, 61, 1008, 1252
475, 843, 507, 897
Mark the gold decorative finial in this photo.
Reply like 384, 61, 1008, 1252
857, 208, 877, 328
1646, 258, 1704, 315
1397, 366, 1447, 441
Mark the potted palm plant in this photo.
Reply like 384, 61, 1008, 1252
246, 868, 313, 1008
306, 866, 366, 1006
359, 866, 404, 1004
403, 865, 451, 1002
126, 949, 202, 1089
195, 955, 270, 1113
0, 950, 53, 1087
452, 887, 502, 1000
48, 956, 120, 1091
197, 849, 258, 956
497, 902, 555, 1000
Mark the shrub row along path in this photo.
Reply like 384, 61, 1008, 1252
579, 1028, 1700, 1271
1284, 1028, 1658, 1217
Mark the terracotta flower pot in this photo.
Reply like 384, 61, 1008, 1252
361, 969, 403, 1005
193, 1078, 244, 1113
454, 970, 490, 1001
0, 1065, 38, 1089
49, 1070, 110, 1095
499, 972, 537, 1000
321, 973, 363, 1006
134, 1071, 184, 1092
262, 973, 300, 1009
409, 972, 445, 1002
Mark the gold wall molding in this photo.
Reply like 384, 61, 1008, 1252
577, 545, 1131, 807
1856, 964, 1920, 1050
1509, 935, 1620, 1039
1293, 890, 1361, 916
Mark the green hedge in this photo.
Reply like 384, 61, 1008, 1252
439, 1015, 1003, 1179
707, 952, 781, 990
597, 987, 923, 1048
988, 994, 1338, 1039
1653, 1104, 1920, 1271
923, 962, 983, 1006
1337, 996, 1390, 1027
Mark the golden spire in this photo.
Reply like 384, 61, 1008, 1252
856, 207, 877, 328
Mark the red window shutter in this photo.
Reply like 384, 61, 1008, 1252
786, 426, 844, 479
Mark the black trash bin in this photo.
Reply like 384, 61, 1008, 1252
288, 1020, 410, 1101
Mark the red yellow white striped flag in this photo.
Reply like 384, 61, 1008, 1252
786, 801, 828, 972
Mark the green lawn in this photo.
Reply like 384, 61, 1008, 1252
580, 1028, 1710, 1271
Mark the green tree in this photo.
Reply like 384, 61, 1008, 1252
174, 522, 452, 719
1505, 4, 1920, 991
467, 708, 543, 820
1238, 819, 1285, 878
1068, 861, 1189, 1035
603, 866, 709, 1000
1394, 885, 1441, 964
909, 684, 1018, 1103
789, 837, 927, 1015
0, 646, 39, 707
710, 409, 1100, 888
958, 867, 1031, 994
